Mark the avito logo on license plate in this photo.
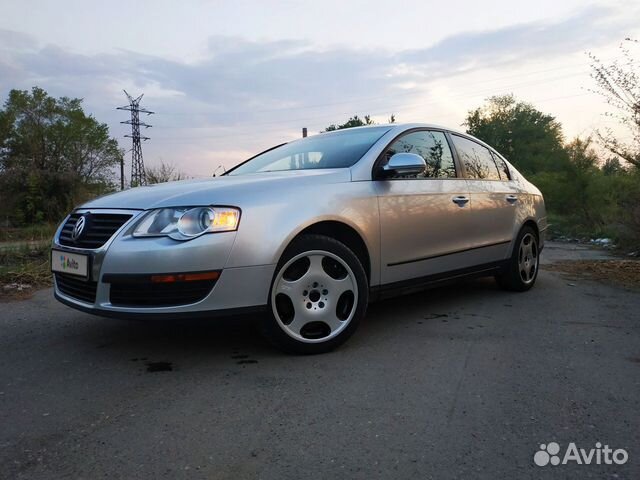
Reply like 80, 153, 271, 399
51, 250, 89, 278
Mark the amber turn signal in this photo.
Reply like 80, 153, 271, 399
150, 271, 220, 283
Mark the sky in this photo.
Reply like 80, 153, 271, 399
1, 0, 639, 178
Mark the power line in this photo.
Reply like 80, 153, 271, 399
151, 88, 591, 144
154, 71, 593, 139
117, 90, 154, 187
153, 55, 621, 120
147, 55, 621, 146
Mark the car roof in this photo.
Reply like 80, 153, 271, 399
316, 122, 469, 137
303, 123, 501, 157
310, 122, 501, 155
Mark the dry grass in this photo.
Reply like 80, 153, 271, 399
0, 243, 51, 301
0, 224, 56, 242
543, 259, 640, 290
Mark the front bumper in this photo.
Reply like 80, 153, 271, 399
52, 209, 275, 318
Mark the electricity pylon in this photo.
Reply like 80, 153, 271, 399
117, 91, 153, 187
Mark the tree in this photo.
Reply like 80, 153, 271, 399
146, 160, 186, 184
464, 95, 568, 175
323, 113, 396, 132
589, 38, 640, 168
602, 156, 625, 176
0, 87, 121, 224
566, 137, 599, 172
564, 137, 600, 223
324, 115, 375, 132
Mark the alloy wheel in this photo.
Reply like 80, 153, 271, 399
518, 233, 538, 284
271, 250, 358, 343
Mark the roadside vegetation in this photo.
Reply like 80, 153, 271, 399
0, 87, 121, 227
145, 160, 187, 184
0, 223, 57, 243
0, 243, 51, 299
0, 225, 56, 297
0, 87, 122, 298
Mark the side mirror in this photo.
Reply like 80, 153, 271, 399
381, 152, 426, 177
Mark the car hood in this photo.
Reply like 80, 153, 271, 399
80, 168, 352, 210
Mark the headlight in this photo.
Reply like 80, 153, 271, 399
133, 206, 240, 240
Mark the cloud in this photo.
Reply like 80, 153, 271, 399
400, 5, 634, 75
0, 4, 635, 174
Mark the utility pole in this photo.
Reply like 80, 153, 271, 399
301, 128, 309, 166
120, 153, 125, 190
117, 90, 153, 187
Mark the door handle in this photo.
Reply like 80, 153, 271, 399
452, 196, 469, 206
506, 194, 518, 204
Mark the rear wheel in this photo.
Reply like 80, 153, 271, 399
496, 226, 539, 292
262, 234, 368, 354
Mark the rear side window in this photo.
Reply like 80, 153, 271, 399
451, 135, 501, 180
491, 152, 511, 180
383, 130, 456, 179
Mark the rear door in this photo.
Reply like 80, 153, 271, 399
375, 129, 474, 285
450, 134, 519, 262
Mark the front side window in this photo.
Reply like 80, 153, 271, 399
228, 127, 390, 175
382, 130, 456, 179
451, 135, 501, 180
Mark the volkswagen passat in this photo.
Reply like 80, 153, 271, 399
52, 124, 547, 353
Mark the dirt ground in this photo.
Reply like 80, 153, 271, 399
543, 258, 640, 290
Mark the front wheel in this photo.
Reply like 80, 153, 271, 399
496, 226, 539, 292
262, 234, 368, 354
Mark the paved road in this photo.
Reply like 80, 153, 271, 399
1, 243, 638, 479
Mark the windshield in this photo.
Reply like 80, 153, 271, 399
228, 127, 390, 175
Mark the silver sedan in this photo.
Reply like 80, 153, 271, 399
51, 123, 547, 353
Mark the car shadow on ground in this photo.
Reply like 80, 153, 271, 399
68, 276, 510, 367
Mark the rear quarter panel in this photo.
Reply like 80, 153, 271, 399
511, 168, 547, 252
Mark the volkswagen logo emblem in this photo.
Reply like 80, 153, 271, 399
71, 215, 87, 242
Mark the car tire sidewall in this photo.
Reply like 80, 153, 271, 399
498, 225, 539, 292
262, 234, 368, 354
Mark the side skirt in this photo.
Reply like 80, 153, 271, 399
369, 260, 508, 302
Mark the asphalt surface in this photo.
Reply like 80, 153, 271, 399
0, 242, 638, 479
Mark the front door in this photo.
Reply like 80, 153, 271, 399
375, 129, 474, 285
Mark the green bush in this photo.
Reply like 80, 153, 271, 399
532, 166, 640, 248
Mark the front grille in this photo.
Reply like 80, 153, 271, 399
55, 273, 98, 304
109, 279, 216, 307
59, 213, 132, 249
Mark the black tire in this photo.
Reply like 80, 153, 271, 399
496, 225, 540, 292
261, 234, 368, 354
